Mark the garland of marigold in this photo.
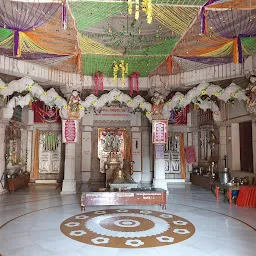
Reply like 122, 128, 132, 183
142, 0, 152, 24
128, 0, 152, 24
113, 60, 129, 88
128, 0, 133, 15
135, 0, 140, 20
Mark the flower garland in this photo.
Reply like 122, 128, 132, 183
128, 0, 133, 15
142, 0, 153, 24
135, 0, 140, 20
113, 60, 129, 88
128, 0, 152, 24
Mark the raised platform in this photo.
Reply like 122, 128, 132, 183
81, 188, 166, 211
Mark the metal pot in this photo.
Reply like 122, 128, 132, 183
219, 168, 231, 185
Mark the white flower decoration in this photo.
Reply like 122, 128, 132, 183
125, 239, 144, 247
65, 222, 80, 227
75, 215, 89, 220
159, 214, 173, 219
116, 209, 128, 213
91, 237, 109, 244
156, 236, 174, 243
173, 220, 188, 225
173, 229, 190, 234
139, 210, 152, 214
69, 230, 87, 236
94, 211, 106, 215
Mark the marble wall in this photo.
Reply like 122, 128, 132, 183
80, 108, 152, 187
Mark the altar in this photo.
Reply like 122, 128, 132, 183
98, 128, 139, 189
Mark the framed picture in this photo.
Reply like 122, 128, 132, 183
152, 120, 168, 144
62, 119, 78, 143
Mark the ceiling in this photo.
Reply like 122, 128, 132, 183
0, 0, 256, 81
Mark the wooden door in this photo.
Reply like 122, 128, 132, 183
239, 121, 253, 173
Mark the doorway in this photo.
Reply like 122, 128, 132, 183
239, 121, 253, 173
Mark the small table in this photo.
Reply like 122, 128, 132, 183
81, 188, 167, 211
7, 174, 30, 192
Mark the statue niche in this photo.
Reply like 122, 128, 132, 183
98, 128, 136, 188
98, 128, 125, 180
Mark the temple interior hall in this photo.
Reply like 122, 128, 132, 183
0, 1, 256, 256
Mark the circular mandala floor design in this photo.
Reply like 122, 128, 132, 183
60, 209, 196, 248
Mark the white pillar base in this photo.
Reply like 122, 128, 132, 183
61, 180, 77, 194
141, 172, 153, 183
0, 188, 7, 195
132, 172, 142, 183
153, 178, 168, 192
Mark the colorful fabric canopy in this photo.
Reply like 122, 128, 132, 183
0, 0, 256, 77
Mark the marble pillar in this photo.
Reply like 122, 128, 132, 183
153, 145, 168, 192
131, 127, 142, 183
0, 123, 7, 194
81, 127, 92, 183
81, 113, 93, 183
61, 143, 77, 194
141, 128, 152, 184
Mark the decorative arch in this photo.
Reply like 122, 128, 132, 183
1, 77, 248, 122
61, 88, 153, 121
163, 81, 248, 122
0, 77, 153, 121
0, 76, 67, 120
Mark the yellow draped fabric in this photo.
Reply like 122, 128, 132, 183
0, 34, 13, 48
200, 40, 233, 57
152, 5, 199, 35
172, 16, 232, 57
19, 32, 54, 54
78, 34, 122, 55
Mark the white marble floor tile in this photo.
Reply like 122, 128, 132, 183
0, 184, 255, 256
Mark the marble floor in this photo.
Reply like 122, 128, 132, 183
0, 184, 255, 256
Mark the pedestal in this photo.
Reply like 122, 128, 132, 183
61, 143, 77, 194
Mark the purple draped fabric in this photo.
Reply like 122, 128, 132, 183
0, 0, 61, 32
206, 8, 256, 63
201, 0, 221, 33
207, 9, 256, 39
178, 56, 233, 65
13, 30, 19, 56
